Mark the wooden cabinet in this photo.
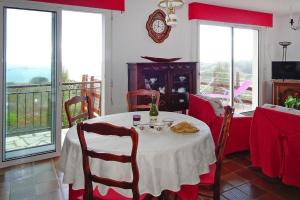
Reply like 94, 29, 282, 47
272, 80, 300, 106
128, 62, 197, 112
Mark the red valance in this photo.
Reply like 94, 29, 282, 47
189, 2, 273, 27
31, 0, 125, 11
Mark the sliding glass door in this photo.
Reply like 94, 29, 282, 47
1, 2, 105, 167
199, 24, 259, 113
61, 10, 103, 128
199, 25, 232, 105
233, 28, 259, 112
2, 8, 58, 161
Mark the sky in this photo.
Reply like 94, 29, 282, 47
62, 10, 102, 81
6, 9, 52, 69
6, 8, 102, 82
199, 24, 258, 63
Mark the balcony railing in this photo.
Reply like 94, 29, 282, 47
6, 81, 101, 137
199, 71, 254, 105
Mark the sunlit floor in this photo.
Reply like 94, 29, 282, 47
6, 129, 69, 152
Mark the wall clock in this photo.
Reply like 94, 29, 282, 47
146, 9, 171, 43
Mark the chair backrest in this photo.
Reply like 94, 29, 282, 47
77, 122, 140, 200
234, 80, 251, 97
64, 96, 93, 128
127, 89, 160, 112
214, 106, 234, 186
81, 75, 101, 116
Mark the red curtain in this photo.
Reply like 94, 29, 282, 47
189, 2, 273, 27
31, 0, 125, 11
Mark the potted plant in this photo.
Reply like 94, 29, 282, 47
284, 96, 300, 110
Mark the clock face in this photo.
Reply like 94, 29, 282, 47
152, 19, 166, 34
146, 9, 171, 43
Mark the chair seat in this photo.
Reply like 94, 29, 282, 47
199, 164, 216, 185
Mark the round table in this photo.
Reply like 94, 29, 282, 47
59, 111, 216, 197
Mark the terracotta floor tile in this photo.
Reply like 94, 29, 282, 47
222, 172, 249, 187
270, 185, 300, 200
220, 179, 235, 192
221, 167, 232, 176
254, 192, 283, 200
233, 156, 252, 167
235, 168, 261, 181
250, 177, 282, 192
223, 160, 245, 172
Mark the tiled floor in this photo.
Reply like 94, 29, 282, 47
0, 152, 300, 200
6, 129, 69, 151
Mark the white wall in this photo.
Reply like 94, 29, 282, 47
260, 14, 300, 104
105, 1, 300, 114
107, 0, 196, 114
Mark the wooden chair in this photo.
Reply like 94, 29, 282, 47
64, 96, 93, 128
127, 89, 160, 112
197, 106, 235, 200
77, 122, 140, 200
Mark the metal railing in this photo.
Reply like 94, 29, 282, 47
6, 81, 101, 137
199, 71, 253, 104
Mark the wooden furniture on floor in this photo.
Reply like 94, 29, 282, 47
64, 96, 92, 128
81, 74, 101, 116
272, 80, 300, 106
128, 62, 197, 112
127, 89, 160, 111
77, 122, 140, 200
61, 112, 215, 200
196, 106, 234, 200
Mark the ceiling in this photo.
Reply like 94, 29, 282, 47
187, 0, 300, 15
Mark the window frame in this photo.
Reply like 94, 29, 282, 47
197, 22, 260, 111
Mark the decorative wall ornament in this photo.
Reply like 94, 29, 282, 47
146, 9, 171, 43
158, 0, 184, 26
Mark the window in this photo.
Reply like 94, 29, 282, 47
199, 24, 259, 113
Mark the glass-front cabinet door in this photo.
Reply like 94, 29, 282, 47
1, 7, 60, 165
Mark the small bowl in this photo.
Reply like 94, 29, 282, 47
154, 122, 164, 131
138, 123, 148, 131
163, 119, 175, 127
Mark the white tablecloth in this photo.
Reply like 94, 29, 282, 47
59, 111, 216, 197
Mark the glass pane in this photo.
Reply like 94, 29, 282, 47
199, 25, 232, 106
4, 8, 56, 160
233, 28, 259, 113
61, 11, 102, 128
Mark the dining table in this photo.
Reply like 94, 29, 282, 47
59, 111, 216, 199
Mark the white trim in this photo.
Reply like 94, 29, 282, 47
0, 2, 4, 168
0, 4, 60, 168
194, 19, 266, 30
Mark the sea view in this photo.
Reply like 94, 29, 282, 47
6, 66, 51, 84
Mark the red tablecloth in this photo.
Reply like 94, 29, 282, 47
189, 94, 252, 154
250, 107, 300, 188
69, 185, 199, 200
